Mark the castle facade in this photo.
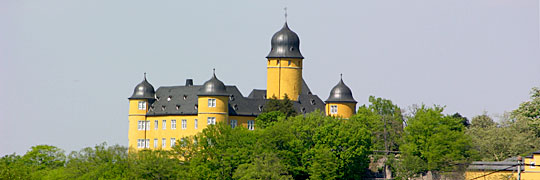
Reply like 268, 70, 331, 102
128, 22, 357, 150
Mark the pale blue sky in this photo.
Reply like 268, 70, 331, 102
1, 0, 539, 155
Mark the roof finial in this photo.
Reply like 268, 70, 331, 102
213, 68, 216, 77
144, 72, 147, 80
284, 7, 288, 22
340, 73, 343, 80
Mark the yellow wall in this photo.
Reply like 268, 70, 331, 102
197, 96, 229, 130
128, 99, 149, 150
266, 58, 302, 101
145, 115, 198, 150
229, 116, 256, 129
325, 102, 356, 119
465, 154, 540, 180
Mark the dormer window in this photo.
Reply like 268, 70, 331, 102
156, 96, 160, 101
167, 96, 172, 101
310, 99, 316, 105
258, 105, 263, 112
161, 105, 166, 111
176, 105, 180, 110
233, 104, 238, 110
229, 95, 235, 101
194, 104, 198, 110
183, 95, 187, 100
301, 107, 306, 113
138, 101, 146, 110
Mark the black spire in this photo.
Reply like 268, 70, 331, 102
326, 75, 356, 103
129, 73, 156, 99
266, 22, 304, 59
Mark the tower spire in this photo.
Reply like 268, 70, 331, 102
284, 7, 288, 22
144, 72, 147, 80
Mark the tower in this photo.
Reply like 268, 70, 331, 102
128, 74, 155, 149
197, 71, 229, 128
266, 22, 304, 101
325, 76, 357, 118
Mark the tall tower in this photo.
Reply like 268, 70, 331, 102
128, 74, 155, 149
266, 22, 304, 101
197, 71, 229, 128
325, 76, 357, 119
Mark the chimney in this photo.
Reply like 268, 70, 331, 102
185, 79, 193, 86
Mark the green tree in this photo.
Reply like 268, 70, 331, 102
233, 153, 292, 180
512, 87, 540, 136
22, 145, 66, 170
467, 113, 539, 161
398, 105, 474, 178
263, 94, 297, 117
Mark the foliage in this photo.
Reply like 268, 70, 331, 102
263, 94, 297, 117
397, 105, 474, 178
255, 111, 286, 129
512, 87, 540, 136
467, 113, 540, 161
233, 153, 292, 180
353, 96, 404, 152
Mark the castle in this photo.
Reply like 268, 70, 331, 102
128, 22, 358, 150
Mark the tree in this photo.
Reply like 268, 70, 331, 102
467, 113, 539, 161
263, 94, 297, 117
398, 105, 474, 178
512, 87, 540, 136
233, 153, 292, 180
22, 145, 66, 170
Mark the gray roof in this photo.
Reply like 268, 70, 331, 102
146, 79, 325, 117
468, 159, 523, 171
129, 76, 156, 99
266, 22, 304, 59
326, 78, 357, 103
198, 73, 229, 96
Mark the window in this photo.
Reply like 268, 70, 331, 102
137, 139, 142, 148
207, 117, 216, 125
182, 119, 187, 129
138, 121, 150, 130
154, 139, 158, 148
330, 105, 338, 114
194, 119, 198, 129
154, 120, 158, 130
230, 120, 237, 128
138, 101, 146, 110
532, 161, 536, 169
162, 138, 166, 148
162, 120, 166, 130
171, 138, 176, 147
208, 99, 216, 107
145, 121, 150, 130
247, 120, 254, 130
171, 120, 176, 129
138, 121, 143, 130
167, 96, 171, 101
145, 139, 149, 148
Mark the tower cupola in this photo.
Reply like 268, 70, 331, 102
198, 71, 228, 96
129, 74, 155, 99
326, 77, 356, 103
266, 22, 304, 59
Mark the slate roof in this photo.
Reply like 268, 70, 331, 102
146, 79, 325, 117
468, 157, 523, 171
266, 22, 304, 59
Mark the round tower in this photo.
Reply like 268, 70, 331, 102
325, 75, 357, 118
128, 73, 155, 149
266, 22, 304, 101
197, 71, 229, 128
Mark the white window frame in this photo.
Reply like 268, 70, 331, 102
208, 98, 216, 107
230, 119, 237, 128
154, 120, 158, 130
145, 121, 150, 130
247, 120, 254, 130
138, 101, 146, 110
171, 120, 176, 130
171, 138, 176, 147
207, 117, 216, 125
154, 138, 158, 148
194, 119, 198, 129
162, 120, 166, 130
145, 139, 149, 148
330, 105, 338, 114
162, 138, 166, 148
137, 139, 141, 148
532, 161, 536, 169
138, 121, 142, 130
182, 119, 187, 129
